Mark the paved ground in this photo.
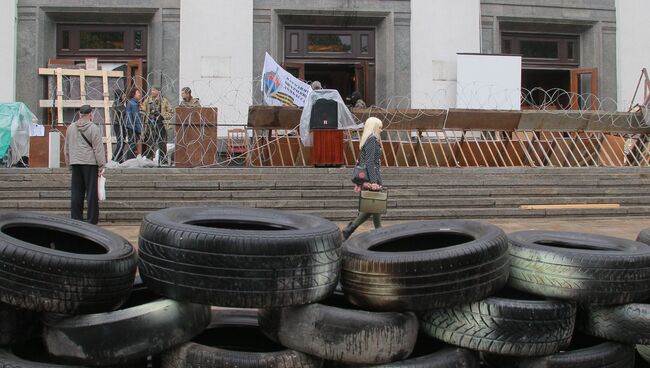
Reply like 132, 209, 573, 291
104, 217, 650, 246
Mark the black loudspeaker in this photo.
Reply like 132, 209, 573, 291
309, 99, 338, 129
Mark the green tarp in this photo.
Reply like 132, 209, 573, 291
0, 103, 36, 162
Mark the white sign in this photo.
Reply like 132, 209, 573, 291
456, 54, 522, 110
29, 123, 44, 137
262, 52, 311, 107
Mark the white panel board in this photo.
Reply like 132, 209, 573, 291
411, 0, 481, 109
456, 54, 522, 110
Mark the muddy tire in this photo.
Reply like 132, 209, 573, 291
341, 220, 510, 311
43, 281, 211, 366
420, 288, 576, 356
579, 303, 650, 344
0, 211, 137, 314
636, 228, 650, 246
138, 207, 341, 308
483, 334, 635, 368
259, 291, 418, 364
0, 303, 38, 347
161, 308, 322, 368
326, 333, 480, 367
508, 230, 650, 304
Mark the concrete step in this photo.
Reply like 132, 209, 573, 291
3, 167, 650, 223
4, 196, 650, 212
33, 205, 650, 224
7, 186, 650, 201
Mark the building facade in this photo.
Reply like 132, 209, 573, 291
0, 0, 647, 135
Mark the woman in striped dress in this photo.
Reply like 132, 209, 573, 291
342, 117, 384, 240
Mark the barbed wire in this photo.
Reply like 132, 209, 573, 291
2, 70, 649, 168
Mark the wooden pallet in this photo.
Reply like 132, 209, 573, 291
38, 67, 124, 160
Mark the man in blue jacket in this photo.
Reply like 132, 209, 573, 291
125, 88, 143, 160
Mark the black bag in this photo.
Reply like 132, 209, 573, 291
351, 162, 369, 185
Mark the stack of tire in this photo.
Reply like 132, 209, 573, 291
331, 221, 650, 367
3, 207, 650, 367
137, 206, 343, 367
0, 210, 211, 367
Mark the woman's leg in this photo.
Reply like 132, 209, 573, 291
372, 214, 382, 229
342, 212, 371, 240
352, 212, 372, 227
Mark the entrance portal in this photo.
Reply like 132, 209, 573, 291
305, 64, 356, 104
522, 69, 571, 109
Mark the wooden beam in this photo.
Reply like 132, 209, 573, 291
102, 70, 113, 161
520, 204, 620, 210
56, 68, 63, 125
40, 100, 115, 108
39, 68, 123, 78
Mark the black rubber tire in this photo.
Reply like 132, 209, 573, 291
483, 334, 636, 368
138, 207, 341, 308
0, 211, 137, 314
579, 303, 650, 344
0, 303, 38, 347
161, 308, 323, 368
0, 345, 154, 368
638, 345, 650, 364
341, 220, 510, 311
420, 288, 576, 356
42, 281, 211, 366
0, 336, 89, 368
370, 347, 479, 368
258, 290, 418, 364
637, 228, 650, 246
508, 230, 650, 304
327, 332, 480, 367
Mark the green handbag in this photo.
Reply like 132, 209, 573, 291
359, 190, 388, 214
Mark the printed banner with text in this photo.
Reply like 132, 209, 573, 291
262, 52, 311, 107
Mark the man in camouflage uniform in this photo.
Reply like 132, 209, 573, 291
142, 86, 173, 164
179, 87, 201, 107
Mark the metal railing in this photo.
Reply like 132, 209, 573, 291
246, 128, 650, 168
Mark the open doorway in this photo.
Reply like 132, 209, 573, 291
522, 69, 571, 109
305, 64, 356, 102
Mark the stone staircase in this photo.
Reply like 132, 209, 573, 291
1, 167, 650, 224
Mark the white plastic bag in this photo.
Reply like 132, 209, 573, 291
98, 175, 106, 201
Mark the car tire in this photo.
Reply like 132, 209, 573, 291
508, 230, 650, 304
0, 211, 137, 314
138, 207, 341, 308
341, 220, 510, 311
259, 290, 418, 364
579, 303, 650, 344
161, 308, 322, 368
420, 288, 576, 356
325, 332, 480, 368
43, 281, 211, 366
483, 334, 635, 368
0, 303, 38, 347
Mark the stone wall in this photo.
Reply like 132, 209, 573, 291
481, 0, 617, 109
0, 0, 17, 102
253, 0, 411, 108
16, 0, 180, 122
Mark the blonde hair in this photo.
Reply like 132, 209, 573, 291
359, 117, 383, 147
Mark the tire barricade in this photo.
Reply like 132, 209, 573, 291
0, 208, 649, 367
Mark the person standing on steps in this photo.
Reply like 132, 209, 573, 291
125, 88, 143, 160
142, 85, 173, 164
64, 105, 106, 225
342, 117, 384, 240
